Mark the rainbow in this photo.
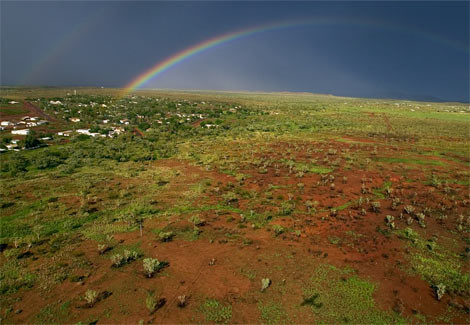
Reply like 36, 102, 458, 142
120, 21, 294, 97
121, 18, 469, 96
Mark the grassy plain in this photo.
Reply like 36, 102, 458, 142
0, 87, 469, 323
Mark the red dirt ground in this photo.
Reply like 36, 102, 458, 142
3, 137, 469, 324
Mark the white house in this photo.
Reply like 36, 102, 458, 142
9, 101, 19, 104
49, 100, 63, 105
77, 129, 91, 135
70, 118, 81, 123
57, 131, 72, 137
1, 121, 14, 127
12, 129, 30, 135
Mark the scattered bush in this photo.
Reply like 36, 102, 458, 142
111, 254, 125, 267
159, 231, 175, 242
143, 258, 162, 278
84, 289, 98, 307
272, 225, 284, 237
261, 278, 271, 292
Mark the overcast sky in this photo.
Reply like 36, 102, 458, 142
1, 1, 469, 102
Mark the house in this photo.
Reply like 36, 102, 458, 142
8, 101, 19, 104
77, 129, 91, 135
70, 118, 81, 123
103, 119, 110, 124
11, 129, 30, 135
30, 117, 39, 121
49, 100, 63, 105
6, 143, 18, 150
37, 120, 48, 126
119, 119, 130, 125
26, 122, 37, 127
57, 131, 72, 137
1, 121, 14, 127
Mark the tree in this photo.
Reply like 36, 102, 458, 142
23, 132, 41, 149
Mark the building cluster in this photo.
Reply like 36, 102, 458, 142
0, 116, 48, 132
56, 126, 124, 138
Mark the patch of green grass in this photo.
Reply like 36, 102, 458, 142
396, 228, 470, 296
0, 107, 29, 115
303, 264, 405, 324
34, 300, 71, 323
334, 202, 351, 211
240, 267, 257, 280
374, 157, 444, 166
309, 165, 333, 174
410, 253, 470, 296
199, 298, 232, 324
258, 301, 290, 325
0, 259, 37, 295
82, 221, 134, 241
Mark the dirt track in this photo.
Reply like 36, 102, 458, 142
23, 101, 57, 122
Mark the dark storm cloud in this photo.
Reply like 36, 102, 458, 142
1, 1, 468, 102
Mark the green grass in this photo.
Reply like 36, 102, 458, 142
308, 165, 334, 174
396, 228, 470, 296
0, 259, 37, 295
33, 300, 71, 323
0, 107, 29, 115
302, 264, 405, 324
258, 301, 290, 325
374, 157, 444, 166
199, 298, 232, 323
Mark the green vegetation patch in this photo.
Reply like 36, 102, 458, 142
199, 298, 232, 323
374, 157, 444, 166
303, 264, 404, 324
0, 107, 29, 115
0, 259, 37, 295
397, 228, 470, 297
33, 300, 71, 323
258, 301, 290, 325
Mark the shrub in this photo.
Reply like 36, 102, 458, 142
84, 289, 98, 307
385, 215, 395, 229
123, 249, 139, 261
189, 216, 205, 226
261, 278, 271, 292
111, 250, 139, 267
280, 201, 294, 215
143, 258, 162, 278
371, 201, 381, 213
404, 205, 415, 215
272, 225, 284, 237
146, 290, 165, 314
111, 254, 125, 267
146, 291, 158, 314
159, 231, 174, 242
434, 283, 446, 301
